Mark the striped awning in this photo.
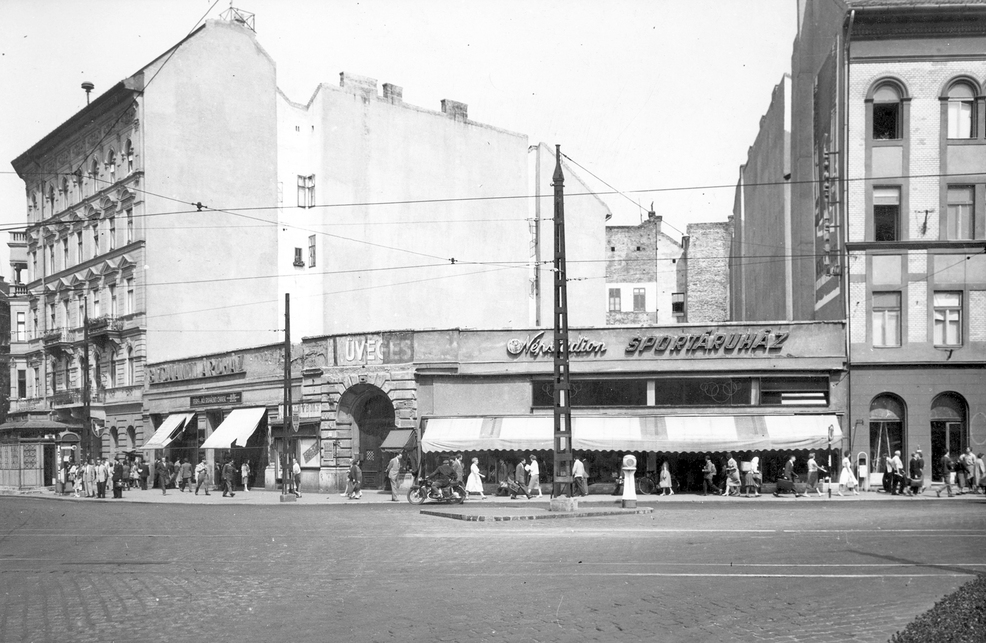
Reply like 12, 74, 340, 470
140, 413, 196, 450
421, 415, 842, 454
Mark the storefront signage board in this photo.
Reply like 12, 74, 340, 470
149, 354, 245, 384
190, 392, 242, 407
336, 331, 414, 365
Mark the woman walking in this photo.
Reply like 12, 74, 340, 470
658, 461, 674, 496
465, 456, 486, 499
838, 450, 859, 496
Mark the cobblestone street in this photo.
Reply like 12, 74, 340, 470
1, 495, 984, 642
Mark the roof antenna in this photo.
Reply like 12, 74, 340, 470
81, 82, 94, 105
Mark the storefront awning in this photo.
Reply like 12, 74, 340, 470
140, 413, 196, 450
380, 429, 415, 450
421, 415, 843, 454
421, 417, 554, 453
573, 415, 842, 453
200, 408, 267, 449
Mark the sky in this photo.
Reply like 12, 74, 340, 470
0, 0, 798, 278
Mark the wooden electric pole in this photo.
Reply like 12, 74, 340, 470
551, 145, 573, 498
281, 293, 294, 500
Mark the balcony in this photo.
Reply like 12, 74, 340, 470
87, 315, 124, 346
42, 328, 72, 353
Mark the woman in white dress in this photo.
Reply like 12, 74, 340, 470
465, 457, 486, 499
838, 450, 858, 496
658, 461, 674, 496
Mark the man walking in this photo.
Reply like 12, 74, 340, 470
702, 455, 717, 496
222, 458, 236, 497
179, 458, 193, 492
526, 454, 542, 498
95, 458, 110, 498
155, 458, 169, 495
385, 452, 402, 501
937, 450, 955, 497
961, 448, 977, 494
291, 458, 302, 498
890, 450, 905, 495
194, 458, 211, 495
805, 453, 823, 497
572, 455, 588, 497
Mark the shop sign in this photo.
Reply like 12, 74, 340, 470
276, 402, 321, 420
301, 440, 320, 465
190, 392, 242, 407
506, 331, 606, 358
625, 329, 789, 357
149, 354, 245, 384
339, 332, 413, 365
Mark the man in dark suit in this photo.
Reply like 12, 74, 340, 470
222, 459, 236, 497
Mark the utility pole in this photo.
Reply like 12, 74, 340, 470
281, 293, 294, 501
551, 145, 573, 498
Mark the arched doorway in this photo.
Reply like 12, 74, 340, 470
870, 394, 905, 474
931, 392, 967, 482
337, 383, 396, 489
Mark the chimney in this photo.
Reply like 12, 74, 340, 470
648, 211, 662, 236
382, 83, 403, 104
339, 72, 378, 99
441, 99, 468, 122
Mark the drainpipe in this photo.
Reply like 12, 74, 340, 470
843, 9, 856, 451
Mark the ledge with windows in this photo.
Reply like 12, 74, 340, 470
846, 239, 986, 251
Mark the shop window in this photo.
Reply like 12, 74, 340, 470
873, 187, 900, 241
870, 394, 904, 473
532, 379, 647, 407
760, 377, 829, 406
672, 292, 684, 316
632, 288, 646, 312
871, 291, 901, 347
933, 291, 962, 346
297, 174, 315, 208
873, 84, 902, 140
654, 378, 753, 407
945, 186, 973, 240
608, 288, 621, 312
930, 392, 967, 482
946, 82, 976, 139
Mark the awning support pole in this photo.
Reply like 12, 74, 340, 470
551, 145, 573, 498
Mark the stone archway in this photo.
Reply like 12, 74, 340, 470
336, 383, 396, 489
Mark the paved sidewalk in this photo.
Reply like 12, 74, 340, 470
4, 483, 982, 512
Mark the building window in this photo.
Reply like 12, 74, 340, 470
873, 187, 900, 241
125, 139, 134, 174
127, 347, 135, 386
92, 226, 99, 258
78, 295, 85, 324
48, 303, 55, 329
126, 278, 134, 315
90, 159, 99, 196
671, 292, 685, 315
632, 288, 646, 312
109, 285, 117, 317
62, 300, 69, 329
16, 312, 25, 341
297, 174, 315, 208
308, 235, 316, 267
608, 288, 621, 312
17, 370, 27, 399
946, 82, 976, 139
945, 186, 974, 240
872, 291, 901, 347
76, 232, 83, 265
870, 395, 905, 470
873, 84, 902, 140
108, 217, 116, 250
760, 377, 829, 406
933, 291, 962, 346
48, 245, 54, 272
31, 251, 37, 281
106, 149, 116, 184
109, 350, 117, 387
126, 208, 133, 243
92, 290, 100, 318
293, 247, 305, 267
60, 178, 69, 208
62, 238, 68, 269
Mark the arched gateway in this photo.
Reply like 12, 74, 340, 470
335, 383, 397, 489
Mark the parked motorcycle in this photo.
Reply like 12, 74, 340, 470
407, 477, 466, 504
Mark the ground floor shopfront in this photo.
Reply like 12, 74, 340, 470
140, 321, 848, 494
848, 366, 986, 484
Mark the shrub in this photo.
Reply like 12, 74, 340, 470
889, 574, 986, 643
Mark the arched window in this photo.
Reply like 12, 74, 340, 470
930, 392, 967, 481
946, 82, 976, 139
127, 426, 136, 450
125, 140, 134, 174
90, 159, 99, 196
61, 177, 70, 208
47, 184, 56, 212
106, 149, 116, 184
873, 84, 903, 140
869, 394, 905, 472
110, 427, 119, 452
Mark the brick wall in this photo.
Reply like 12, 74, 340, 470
682, 221, 731, 323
